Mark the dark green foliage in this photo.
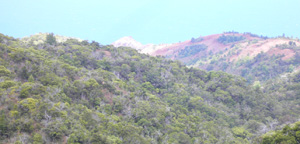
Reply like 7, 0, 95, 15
202, 50, 300, 83
241, 52, 290, 82
178, 44, 207, 58
46, 33, 56, 45
0, 111, 8, 138
191, 37, 204, 43
243, 32, 269, 39
168, 132, 192, 144
217, 34, 245, 44
276, 41, 300, 49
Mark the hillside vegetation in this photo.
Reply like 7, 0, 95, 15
1, 33, 300, 143
261, 121, 300, 144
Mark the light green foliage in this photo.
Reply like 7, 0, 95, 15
232, 127, 252, 139
142, 81, 155, 92
19, 98, 39, 112
67, 129, 90, 144
0, 80, 16, 89
84, 78, 99, 90
32, 133, 43, 144
10, 110, 19, 117
188, 96, 203, 109
253, 81, 261, 89
14, 141, 22, 144
261, 122, 300, 144
91, 134, 122, 144
0, 66, 11, 77
106, 135, 122, 144
28, 75, 34, 82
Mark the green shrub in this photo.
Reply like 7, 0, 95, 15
0, 80, 16, 89
0, 66, 11, 77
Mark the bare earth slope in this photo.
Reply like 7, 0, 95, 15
112, 32, 300, 82
113, 33, 299, 62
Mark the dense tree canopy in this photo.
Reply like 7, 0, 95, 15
0, 33, 300, 143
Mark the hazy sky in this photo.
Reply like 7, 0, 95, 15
1, 0, 300, 44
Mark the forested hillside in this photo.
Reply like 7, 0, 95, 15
1, 33, 300, 144
261, 121, 300, 143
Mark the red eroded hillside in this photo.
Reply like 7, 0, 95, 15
152, 33, 265, 63
267, 48, 295, 60
228, 38, 300, 61
112, 32, 300, 82
112, 32, 299, 64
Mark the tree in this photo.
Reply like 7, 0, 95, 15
32, 133, 44, 144
191, 37, 195, 43
46, 33, 57, 45
28, 74, 34, 82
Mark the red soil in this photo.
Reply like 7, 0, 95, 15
267, 48, 295, 60
229, 38, 300, 61
114, 33, 299, 64
153, 33, 261, 63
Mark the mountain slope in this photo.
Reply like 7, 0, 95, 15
112, 32, 300, 82
1, 33, 300, 143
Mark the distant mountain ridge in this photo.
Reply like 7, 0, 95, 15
21, 33, 83, 45
112, 32, 300, 82
112, 36, 173, 55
